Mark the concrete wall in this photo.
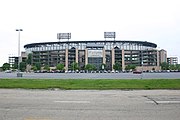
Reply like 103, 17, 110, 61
136, 66, 161, 71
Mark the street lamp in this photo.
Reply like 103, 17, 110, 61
141, 50, 143, 79
16, 29, 23, 77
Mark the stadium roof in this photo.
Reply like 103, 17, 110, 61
24, 40, 157, 48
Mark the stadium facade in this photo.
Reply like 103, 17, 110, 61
24, 40, 161, 71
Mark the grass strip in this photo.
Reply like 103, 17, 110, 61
0, 79, 180, 90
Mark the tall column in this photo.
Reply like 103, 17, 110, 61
103, 48, 106, 64
122, 49, 125, 71
85, 48, 88, 65
111, 48, 115, 70
76, 48, 78, 63
157, 50, 160, 67
65, 48, 68, 71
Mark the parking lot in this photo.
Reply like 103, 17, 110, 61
1, 72, 180, 120
1, 72, 180, 79
0, 89, 180, 120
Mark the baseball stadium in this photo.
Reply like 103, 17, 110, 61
24, 38, 160, 72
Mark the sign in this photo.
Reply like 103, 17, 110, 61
57, 33, 71, 39
102, 64, 104, 70
104, 32, 116, 39
88, 50, 103, 58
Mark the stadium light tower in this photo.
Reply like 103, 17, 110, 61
16, 29, 23, 77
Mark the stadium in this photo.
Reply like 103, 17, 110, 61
24, 39, 160, 72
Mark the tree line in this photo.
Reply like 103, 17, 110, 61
1, 53, 179, 72
160, 62, 180, 71
1, 61, 137, 72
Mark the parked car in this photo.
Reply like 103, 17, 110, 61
5, 70, 12, 73
133, 71, 142, 74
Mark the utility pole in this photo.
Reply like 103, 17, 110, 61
16, 29, 23, 77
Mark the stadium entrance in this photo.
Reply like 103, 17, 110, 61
87, 44, 104, 70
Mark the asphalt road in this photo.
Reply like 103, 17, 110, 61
0, 89, 180, 120
1, 72, 180, 79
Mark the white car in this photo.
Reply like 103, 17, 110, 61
5, 70, 12, 73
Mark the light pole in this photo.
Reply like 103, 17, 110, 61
16, 29, 23, 77
141, 50, 143, 79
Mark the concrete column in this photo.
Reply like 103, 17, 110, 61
19, 56, 22, 63
111, 48, 115, 70
65, 48, 68, 71
76, 48, 78, 63
122, 49, 125, 71
157, 50, 160, 67
103, 48, 106, 64
85, 48, 88, 65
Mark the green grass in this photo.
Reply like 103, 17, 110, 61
0, 79, 180, 90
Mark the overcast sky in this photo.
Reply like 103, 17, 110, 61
0, 0, 180, 66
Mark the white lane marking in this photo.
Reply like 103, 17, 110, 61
146, 101, 180, 104
54, 100, 90, 103
157, 101, 180, 104
24, 118, 50, 120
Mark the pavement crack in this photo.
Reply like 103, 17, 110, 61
143, 95, 158, 105
2, 107, 11, 120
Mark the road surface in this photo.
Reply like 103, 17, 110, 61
0, 89, 180, 120
1, 72, 180, 79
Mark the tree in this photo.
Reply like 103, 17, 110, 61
26, 53, 32, 65
12, 63, 18, 69
34, 63, 41, 70
176, 64, 180, 71
169, 64, 176, 70
56, 63, 64, 70
160, 62, 169, 70
125, 64, 136, 71
113, 62, 122, 71
71, 62, 79, 71
85, 64, 92, 71
20, 62, 26, 72
44, 65, 50, 71
85, 64, 95, 71
92, 64, 97, 71
32, 66, 37, 71
2, 63, 10, 71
